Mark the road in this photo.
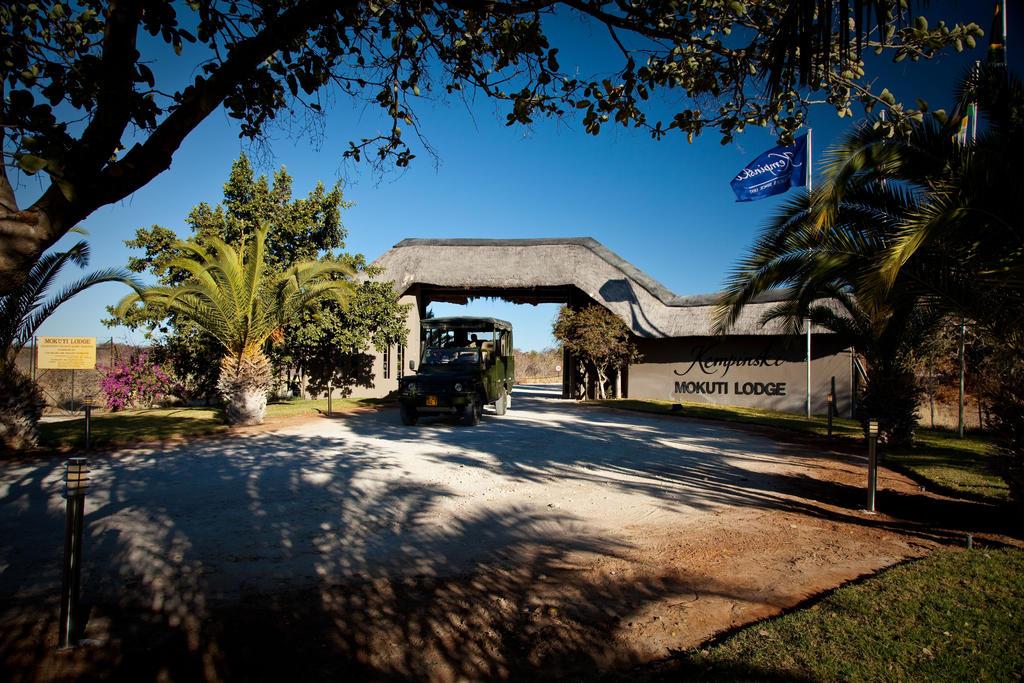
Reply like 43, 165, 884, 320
0, 385, 961, 681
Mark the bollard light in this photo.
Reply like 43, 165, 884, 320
64, 458, 89, 495
866, 419, 879, 513
826, 393, 834, 439
59, 458, 89, 649
82, 398, 95, 449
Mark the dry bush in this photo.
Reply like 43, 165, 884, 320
514, 348, 561, 381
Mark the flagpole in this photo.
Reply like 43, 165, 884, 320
806, 128, 813, 419
806, 128, 813, 193
957, 65, 982, 438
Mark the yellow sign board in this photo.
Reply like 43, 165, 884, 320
37, 337, 96, 370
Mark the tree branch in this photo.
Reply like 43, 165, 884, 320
75, 0, 143, 172
93, 0, 346, 209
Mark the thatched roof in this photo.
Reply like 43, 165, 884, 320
370, 237, 823, 338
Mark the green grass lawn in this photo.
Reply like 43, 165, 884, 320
654, 547, 1024, 682
596, 398, 1012, 503
37, 397, 386, 448
599, 398, 864, 439
888, 430, 1010, 503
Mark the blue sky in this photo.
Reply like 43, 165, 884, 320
13, 2, 1020, 351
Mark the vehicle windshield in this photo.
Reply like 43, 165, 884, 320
422, 347, 481, 366
420, 325, 504, 367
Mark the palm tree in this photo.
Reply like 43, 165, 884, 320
834, 66, 1024, 342
831, 64, 1024, 461
714, 158, 938, 446
0, 236, 139, 449
117, 223, 354, 425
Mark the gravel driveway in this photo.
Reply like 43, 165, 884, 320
0, 384, 979, 681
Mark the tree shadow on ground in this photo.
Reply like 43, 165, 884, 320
0, 429, 767, 682
0, 385, 1016, 681
354, 386, 1019, 544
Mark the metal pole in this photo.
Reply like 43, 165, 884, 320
84, 404, 92, 450
804, 126, 814, 421
806, 127, 813, 193
32, 336, 37, 383
850, 348, 856, 419
58, 458, 89, 649
806, 319, 812, 418
867, 420, 878, 513
958, 320, 966, 438
327, 383, 333, 417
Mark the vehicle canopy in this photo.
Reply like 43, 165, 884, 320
419, 316, 513, 367
421, 316, 513, 331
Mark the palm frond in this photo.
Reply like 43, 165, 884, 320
126, 223, 358, 358
0, 240, 135, 360
15, 269, 142, 352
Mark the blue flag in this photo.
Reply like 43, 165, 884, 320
730, 133, 808, 202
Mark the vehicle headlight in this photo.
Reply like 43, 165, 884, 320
454, 382, 463, 392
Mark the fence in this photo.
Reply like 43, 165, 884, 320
15, 338, 148, 415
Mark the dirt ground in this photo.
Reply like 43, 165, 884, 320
0, 385, 1017, 682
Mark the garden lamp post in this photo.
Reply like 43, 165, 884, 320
826, 392, 834, 440
866, 420, 879, 513
58, 458, 89, 648
82, 397, 95, 449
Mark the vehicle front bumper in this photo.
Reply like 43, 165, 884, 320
400, 391, 472, 413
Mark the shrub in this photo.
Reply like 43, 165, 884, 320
0, 364, 46, 451
99, 350, 175, 411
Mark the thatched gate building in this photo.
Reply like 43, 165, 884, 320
359, 237, 854, 416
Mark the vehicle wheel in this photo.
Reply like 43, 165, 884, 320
494, 389, 508, 415
460, 395, 480, 426
400, 403, 418, 426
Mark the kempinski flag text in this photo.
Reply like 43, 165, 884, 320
730, 133, 809, 202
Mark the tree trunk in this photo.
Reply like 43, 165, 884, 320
596, 366, 608, 400
0, 166, 76, 295
576, 364, 588, 400
858, 362, 921, 448
218, 352, 272, 425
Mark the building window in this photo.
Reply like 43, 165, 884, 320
397, 345, 405, 379
383, 345, 391, 380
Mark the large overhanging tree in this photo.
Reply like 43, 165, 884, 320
1, 1, 982, 293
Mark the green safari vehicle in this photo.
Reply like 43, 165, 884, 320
399, 317, 515, 426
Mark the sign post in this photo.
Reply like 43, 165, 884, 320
806, 319, 812, 418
